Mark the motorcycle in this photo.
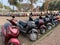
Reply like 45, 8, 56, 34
34, 17, 46, 34
1, 17, 20, 45
18, 20, 38, 41
39, 19, 46, 34
44, 16, 52, 30
48, 14, 59, 27
51, 15, 58, 27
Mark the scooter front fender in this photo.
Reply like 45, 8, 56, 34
47, 23, 52, 26
8, 38, 20, 45
40, 25, 46, 29
29, 29, 38, 33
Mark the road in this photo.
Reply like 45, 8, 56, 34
33, 25, 60, 45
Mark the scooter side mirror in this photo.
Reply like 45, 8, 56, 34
12, 16, 15, 18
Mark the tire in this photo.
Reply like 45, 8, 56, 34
40, 28, 46, 34
8, 43, 14, 45
8, 38, 20, 45
47, 25, 52, 30
8, 42, 19, 45
29, 33, 38, 41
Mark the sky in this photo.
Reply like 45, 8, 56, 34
0, 0, 45, 10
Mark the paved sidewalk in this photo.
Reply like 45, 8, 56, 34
33, 25, 60, 45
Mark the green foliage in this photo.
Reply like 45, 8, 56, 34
48, 1, 60, 10
8, 0, 38, 11
40, 3, 45, 11
0, 3, 3, 8
8, 0, 21, 11
4, 5, 11, 10
8, 0, 18, 5
41, 0, 60, 11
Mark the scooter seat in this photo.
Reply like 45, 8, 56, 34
34, 18, 39, 24
19, 21, 27, 28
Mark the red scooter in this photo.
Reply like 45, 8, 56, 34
39, 19, 46, 34
1, 16, 20, 45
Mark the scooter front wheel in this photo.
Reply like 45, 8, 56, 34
40, 28, 46, 34
29, 33, 38, 41
8, 38, 20, 45
47, 25, 52, 30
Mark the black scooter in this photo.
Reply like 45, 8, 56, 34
34, 16, 46, 34
44, 15, 52, 30
18, 17, 38, 41
50, 15, 59, 27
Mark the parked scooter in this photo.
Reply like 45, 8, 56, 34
18, 13, 38, 41
48, 13, 59, 27
1, 16, 20, 45
34, 16, 46, 34
51, 14, 59, 27
44, 15, 52, 30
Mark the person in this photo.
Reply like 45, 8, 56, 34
29, 12, 33, 21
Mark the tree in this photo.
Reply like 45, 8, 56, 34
8, 0, 38, 11
8, 0, 17, 5
40, 3, 45, 11
0, 3, 3, 8
41, 0, 60, 11
4, 5, 11, 10
8, 0, 21, 11
30, 0, 37, 11
48, 1, 60, 10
